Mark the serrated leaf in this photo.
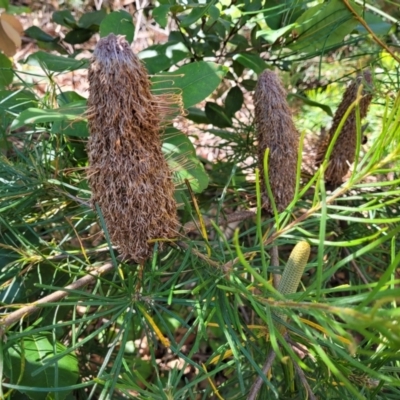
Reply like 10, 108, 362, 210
225, 86, 243, 117
5, 335, 79, 400
233, 53, 268, 75
139, 41, 189, 74
24, 51, 88, 72
152, 61, 228, 108
205, 102, 232, 128
163, 127, 209, 193
99, 10, 135, 43
0, 53, 12, 87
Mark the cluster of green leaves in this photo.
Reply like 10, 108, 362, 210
1, 0, 400, 399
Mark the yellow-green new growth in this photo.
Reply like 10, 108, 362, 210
277, 241, 310, 295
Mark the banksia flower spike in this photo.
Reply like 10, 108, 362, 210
254, 70, 299, 213
315, 70, 373, 186
87, 34, 178, 263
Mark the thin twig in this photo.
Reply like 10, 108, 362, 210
342, 0, 400, 64
291, 355, 318, 400
247, 350, 277, 400
0, 262, 114, 336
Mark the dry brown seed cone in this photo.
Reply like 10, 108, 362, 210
254, 70, 299, 213
315, 70, 373, 186
87, 34, 178, 263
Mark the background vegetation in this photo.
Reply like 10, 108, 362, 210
1, 0, 400, 399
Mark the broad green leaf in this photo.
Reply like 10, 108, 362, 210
163, 127, 209, 193
64, 29, 93, 44
139, 41, 190, 74
10, 100, 86, 130
233, 53, 268, 75
205, 102, 232, 128
225, 86, 244, 117
152, 61, 228, 108
0, 90, 37, 127
5, 335, 79, 400
99, 10, 135, 43
152, 4, 170, 28
186, 107, 209, 124
0, 0, 9, 9
25, 26, 58, 42
256, 24, 295, 44
78, 9, 107, 30
57, 91, 85, 106
180, 0, 217, 27
24, 51, 88, 72
52, 10, 77, 28
260, 0, 285, 30
241, 79, 256, 91
0, 53, 12, 87
355, 11, 392, 36
288, 0, 361, 54
52, 120, 89, 138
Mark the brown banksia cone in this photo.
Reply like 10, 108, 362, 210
315, 70, 373, 186
87, 34, 178, 263
254, 70, 299, 213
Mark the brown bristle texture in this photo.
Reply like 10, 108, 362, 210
87, 34, 178, 263
315, 70, 373, 186
254, 70, 299, 213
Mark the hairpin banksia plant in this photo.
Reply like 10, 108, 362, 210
315, 70, 373, 186
254, 70, 299, 213
87, 34, 178, 263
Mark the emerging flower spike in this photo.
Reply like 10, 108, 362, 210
254, 70, 299, 213
87, 34, 178, 263
315, 70, 373, 186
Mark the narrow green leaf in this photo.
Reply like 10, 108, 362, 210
99, 10, 135, 43
289, 93, 333, 117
